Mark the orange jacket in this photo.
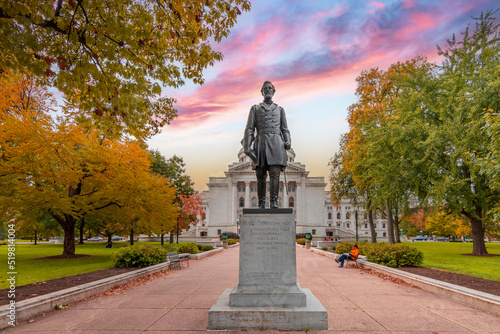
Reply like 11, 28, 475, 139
349, 247, 359, 260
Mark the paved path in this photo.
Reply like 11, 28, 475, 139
3, 246, 500, 333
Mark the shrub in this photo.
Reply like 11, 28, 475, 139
112, 244, 166, 268
197, 244, 214, 251
227, 238, 238, 245
364, 243, 424, 267
334, 241, 370, 255
321, 246, 328, 251
296, 233, 307, 239
162, 243, 179, 253
178, 242, 199, 254
296, 238, 307, 245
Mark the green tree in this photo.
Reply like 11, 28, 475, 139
394, 11, 500, 254
0, 0, 251, 140
149, 150, 196, 244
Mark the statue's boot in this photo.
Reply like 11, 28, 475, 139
257, 179, 266, 209
270, 174, 280, 209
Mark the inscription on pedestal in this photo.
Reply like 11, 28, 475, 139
238, 213, 296, 286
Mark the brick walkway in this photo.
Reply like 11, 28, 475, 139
3, 246, 500, 333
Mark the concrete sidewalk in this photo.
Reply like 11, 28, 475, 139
3, 246, 500, 333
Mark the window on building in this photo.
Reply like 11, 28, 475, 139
345, 206, 350, 210
250, 184, 256, 192
200, 232, 207, 237
336, 212, 341, 219
383, 232, 387, 237
337, 222, 340, 227
312, 229, 316, 235
217, 229, 221, 235
251, 197, 257, 207
346, 212, 351, 219
347, 223, 350, 228
364, 223, 368, 229
383, 223, 386, 229
239, 197, 244, 207
328, 212, 332, 220
328, 223, 331, 227
289, 197, 294, 207
288, 183, 296, 192
363, 214, 367, 219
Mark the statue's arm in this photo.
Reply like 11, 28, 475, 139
242, 106, 256, 157
280, 107, 291, 150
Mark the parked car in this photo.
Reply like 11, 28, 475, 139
435, 237, 449, 242
111, 236, 123, 241
414, 237, 427, 241
87, 236, 103, 242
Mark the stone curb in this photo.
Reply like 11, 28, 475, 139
1, 259, 176, 328
188, 243, 239, 260
309, 247, 500, 317
189, 247, 224, 260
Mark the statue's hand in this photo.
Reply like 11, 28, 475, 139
285, 142, 291, 150
245, 150, 258, 163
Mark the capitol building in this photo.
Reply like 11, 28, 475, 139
182, 149, 392, 241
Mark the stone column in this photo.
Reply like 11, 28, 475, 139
231, 183, 237, 225
283, 181, 288, 208
296, 184, 301, 224
245, 181, 250, 208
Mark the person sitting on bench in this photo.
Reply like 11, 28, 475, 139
335, 244, 359, 268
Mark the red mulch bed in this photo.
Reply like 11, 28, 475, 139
396, 266, 500, 296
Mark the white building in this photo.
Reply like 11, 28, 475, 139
186, 149, 391, 241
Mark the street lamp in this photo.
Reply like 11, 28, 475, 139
355, 210, 358, 242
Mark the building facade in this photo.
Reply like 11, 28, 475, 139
188, 149, 391, 241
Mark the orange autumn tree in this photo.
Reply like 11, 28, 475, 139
425, 210, 466, 237
169, 194, 205, 243
0, 74, 177, 255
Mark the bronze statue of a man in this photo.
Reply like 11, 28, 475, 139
242, 81, 291, 209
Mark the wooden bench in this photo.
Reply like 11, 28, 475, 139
167, 252, 189, 269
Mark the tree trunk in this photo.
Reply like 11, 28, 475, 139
62, 216, 77, 255
394, 206, 401, 243
169, 232, 174, 244
79, 218, 85, 244
368, 209, 377, 243
386, 201, 395, 244
34, 231, 38, 245
470, 217, 488, 255
130, 229, 134, 246
106, 232, 112, 243
161, 234, 164, 246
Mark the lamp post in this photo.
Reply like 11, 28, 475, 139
355, 210, 358, 242
176, 217, 179, 244
236, 219, 240, 237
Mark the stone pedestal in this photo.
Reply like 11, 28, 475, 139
208, 208, 327, 330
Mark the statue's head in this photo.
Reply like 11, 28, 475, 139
261, 81, 275, 100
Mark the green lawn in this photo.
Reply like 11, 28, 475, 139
405, 241, 500, 281
0, 241, 157, 289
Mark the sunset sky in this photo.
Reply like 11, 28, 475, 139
147, 0, 499, 192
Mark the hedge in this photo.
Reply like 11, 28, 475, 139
364, 243, 423, 267
112, 244, 166, 268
